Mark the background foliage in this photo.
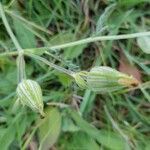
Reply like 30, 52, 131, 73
0, 0, 150, 149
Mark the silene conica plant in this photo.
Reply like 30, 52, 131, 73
0, 2, 142, 116
15, 52, 139, 116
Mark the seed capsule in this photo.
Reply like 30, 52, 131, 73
16, 79, 44, 116
73, 66, 139, 92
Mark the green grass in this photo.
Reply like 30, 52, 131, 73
0, 0, 150, 150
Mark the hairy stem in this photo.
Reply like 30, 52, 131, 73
0, 31, 150, 57
26, 53, 74, 77
43, 31, 150, 50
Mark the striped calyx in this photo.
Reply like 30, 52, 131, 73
72, 71, 88, 89
73, 66, 139, 92
87, 66, 139, 92
16, 79, 44, 116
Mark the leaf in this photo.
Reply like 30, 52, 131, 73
44, 90, 65, 102
25, 48, 45, 56
32, 0, 50, 23
62, 115, 79, 132
50, 32, 74, 45
137, 36, 150, 54
107, 9, 133, 32
69, 109, 127, 150
0, 58, 33, 95
96, 3, 116, 34
80, 90, 96, 115
126, 98, 150, 126
55, 72, 72, 87
38, 107, 62, 150
0, 124, 16, 150
64, 132, 100, 150
49, 31, 86, 59
119, 51, 141, 82
64, 44, 87, 59
145, 143, 150, 150
13, 18, 36, 48
118, 0, 150, 7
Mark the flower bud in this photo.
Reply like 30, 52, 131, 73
87, 66, 139, 92
73, 66, 139, 92
16, 79, 44, 116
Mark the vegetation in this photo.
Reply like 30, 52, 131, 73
0, 0, 150, 149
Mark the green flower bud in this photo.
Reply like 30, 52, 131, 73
73, 66, 139, 92
16, 79, 44, 116
87, 66, 139, 92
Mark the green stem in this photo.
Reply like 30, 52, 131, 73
0, 51, 17, 57
0, 3, 21, 51
0, 2, 25, 82
25, 31, 150, 51
0, 31, 150, 57
6, 9, 53, 35
26, 53, 74, 77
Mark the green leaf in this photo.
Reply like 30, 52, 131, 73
62, 115, 79, 132
13, 18, 36, 48
64, 44, 87, 59
55, 72, 72, 87
64, 132, 100, 150
0, 58, 33, 95
145, 143, 150, 150
118, 0, 150, 7
69, 109, 127, 150
25, 48, 45, 56
137, 36, 150, 54
0, 125, 16, 150
96, 3, 116, 34
38, 107, 62, 150
49, 31, 86, 59
50, 32, 74, 45
80, 90, 96, 115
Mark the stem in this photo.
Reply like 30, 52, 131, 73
0, 31, 150, 57
25, 31, 150, 51
0, 3, 21, 51
0, 51, 18, 57
6, 10, 52, 35
0, 2, 25, 82
26, 53, 74, 77
47, 102, 69, 108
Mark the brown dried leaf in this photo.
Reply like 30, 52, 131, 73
119, 52, 141, 83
